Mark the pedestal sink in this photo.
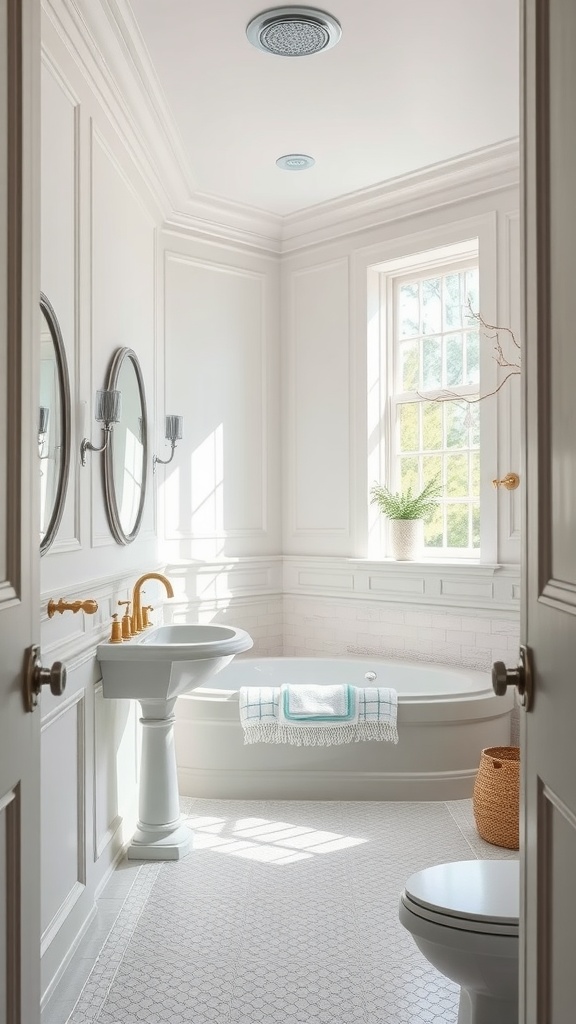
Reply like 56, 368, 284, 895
97, 623, 253, 860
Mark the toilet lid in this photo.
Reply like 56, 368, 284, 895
404, 860, 519, 927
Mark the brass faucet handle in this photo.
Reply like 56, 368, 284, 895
118, 600, 133, 639
142, 605, 154, 628
492, 472, 520, 491
47, 598, 99, 618
109, 614, 123, 644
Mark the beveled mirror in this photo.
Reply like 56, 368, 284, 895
40, 293, 71, 555
103, 347, 148, 545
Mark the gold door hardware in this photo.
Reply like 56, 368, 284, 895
24, 644, 67, 712
492, 645, 533, 711
47, 598, 98, 618
492, 472, 520, 490
118, 601, 133, 638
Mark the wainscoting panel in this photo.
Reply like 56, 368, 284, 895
163, 253, 269, 545
93, 684, 138, 861
40, 691, 86, 952
286, 259, 351, 544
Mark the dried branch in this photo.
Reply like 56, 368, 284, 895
417, 369, 521, 405
467, 302, 521, 351
417, 305, 521, 405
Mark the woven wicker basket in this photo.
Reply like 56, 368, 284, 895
473, 746, 520, 850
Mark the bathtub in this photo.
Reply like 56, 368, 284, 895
174, 656, 514, 801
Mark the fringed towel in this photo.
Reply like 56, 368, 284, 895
239, 684, 398, 746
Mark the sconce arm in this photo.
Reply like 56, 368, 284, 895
80, 425, 113, 467
153, 439, 177, 472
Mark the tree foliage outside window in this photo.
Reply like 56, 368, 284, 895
392, 263, 480, 554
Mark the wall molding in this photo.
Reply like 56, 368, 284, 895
283, 556, 520, 613
40, 689, 86, 954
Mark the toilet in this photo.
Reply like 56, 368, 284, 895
399, 859, 519, 1024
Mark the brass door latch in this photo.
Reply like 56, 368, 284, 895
492, 473, 520, 491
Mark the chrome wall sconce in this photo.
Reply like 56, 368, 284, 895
38, 406, 50, 459
153, 415, 183, 472
80, 389, 121, 466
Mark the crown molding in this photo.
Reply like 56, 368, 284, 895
42, 0, 192, 218
43, 1, 520, 257
163, 192, 284, 256
279, 138, 520, 254
164, 141, 519, 256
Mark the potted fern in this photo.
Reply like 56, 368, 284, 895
370, 476, 443, 560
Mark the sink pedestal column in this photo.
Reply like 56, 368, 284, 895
128, 697, 192, 860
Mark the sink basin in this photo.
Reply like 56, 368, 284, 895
96, 621, 253, 862
97, 622, 253, 700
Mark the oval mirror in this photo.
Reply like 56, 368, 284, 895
40, 293, 71, 555
103, 347, 148, 545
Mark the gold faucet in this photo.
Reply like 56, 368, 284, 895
131, 573, 174, 634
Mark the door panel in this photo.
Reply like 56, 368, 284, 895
522, 0, 576, 1020
0, 1, 40, 1022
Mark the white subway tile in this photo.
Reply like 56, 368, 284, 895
446, 630, 476, 646
491, 619, 520, 635
356, 606, 382, 622
473, 632, 495, 650
378, 608, 406, 625
404, 639, 434, 657
432, 614, 463, 630
461, 615, 493, 633
491, 648, 511, 664
405, 611, 432, 628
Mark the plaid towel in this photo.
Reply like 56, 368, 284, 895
239, 685, 398, 746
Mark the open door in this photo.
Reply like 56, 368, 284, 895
0, 1, 41, 1021
516, 1, 576, 1020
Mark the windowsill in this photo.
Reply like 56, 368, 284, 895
346, 558, 518, 575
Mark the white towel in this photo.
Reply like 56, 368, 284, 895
279, 683, 358, 723
239, 685, 398, 746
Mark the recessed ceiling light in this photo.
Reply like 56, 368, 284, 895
247, 7, 342, 57
276, 154, 316, 170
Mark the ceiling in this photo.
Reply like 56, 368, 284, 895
127, 0, 520, 218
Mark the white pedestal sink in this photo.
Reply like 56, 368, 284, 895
97, 623, 253, 860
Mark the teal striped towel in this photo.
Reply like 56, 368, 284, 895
239, 684, 398, 746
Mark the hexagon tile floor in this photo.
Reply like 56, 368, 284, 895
42, 798, 518, 1024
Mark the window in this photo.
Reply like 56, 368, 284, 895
370, 243, 485, 560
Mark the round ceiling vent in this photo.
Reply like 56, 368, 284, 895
276, 153, 316, 170
246, 7, 342, 57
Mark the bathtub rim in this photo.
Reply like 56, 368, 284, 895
177, 655, 514, 725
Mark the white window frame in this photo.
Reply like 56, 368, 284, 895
368, 237, 498, 564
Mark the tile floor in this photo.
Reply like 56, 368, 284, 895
42, 798, 518, 1024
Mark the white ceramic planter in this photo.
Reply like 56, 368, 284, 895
389, 518, 421, 560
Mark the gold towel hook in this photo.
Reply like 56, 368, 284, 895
47, 598, 99, 618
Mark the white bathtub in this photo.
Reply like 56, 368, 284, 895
175, 656, 514, 801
